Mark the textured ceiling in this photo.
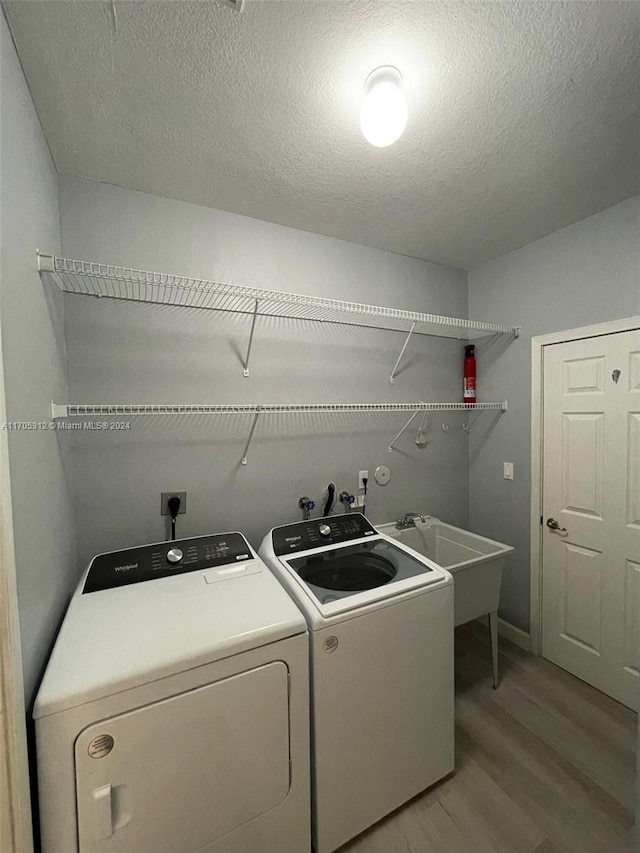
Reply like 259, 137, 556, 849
4, 0, 639, 269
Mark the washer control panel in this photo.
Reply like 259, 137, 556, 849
83, 533, 252, 593
272, 512, 377, 555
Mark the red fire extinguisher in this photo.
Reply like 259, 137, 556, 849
463, 344, 476, 404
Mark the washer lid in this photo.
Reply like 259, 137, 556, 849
260, 528, 452, 628
34, 545, 306, 719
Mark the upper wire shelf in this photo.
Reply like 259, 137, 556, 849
37, 253, 520, 341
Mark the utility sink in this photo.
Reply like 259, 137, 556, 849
378, 517, 513, 687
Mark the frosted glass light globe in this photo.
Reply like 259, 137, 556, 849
360, 67, 407, 148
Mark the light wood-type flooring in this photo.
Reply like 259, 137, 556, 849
340, 622, 637, 853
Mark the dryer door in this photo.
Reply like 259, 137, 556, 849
75, 662, 291, 852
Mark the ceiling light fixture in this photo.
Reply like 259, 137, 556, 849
360, 66, 408, 148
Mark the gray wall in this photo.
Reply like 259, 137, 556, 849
58, 176, 470, 568
468, 196, 640, 632
0, 15, 77, 704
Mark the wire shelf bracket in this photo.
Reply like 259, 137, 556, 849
241, 406, 262, 465
243, 299, 259, 377
389, 322, 416, 384
388, 410, 420, 452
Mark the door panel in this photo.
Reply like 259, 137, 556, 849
627, 413, 640, 528
623, 560, 640, 676
560, 542, 603, 654
542, 327, 640, 709
562, 355, 605, 394
629, 350, 640, 391
561, 413, 604, 518
75, 662, 291, 852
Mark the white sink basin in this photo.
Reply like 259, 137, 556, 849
378, 518, 513, 627
378, 517, 514, 687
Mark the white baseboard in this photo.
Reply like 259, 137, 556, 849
475, 615, 532, 653
497, 617, 532, 652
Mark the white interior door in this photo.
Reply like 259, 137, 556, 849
542, 328, 640, 709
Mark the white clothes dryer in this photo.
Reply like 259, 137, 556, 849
259, 513, 454, 853
34, 532, 311, 853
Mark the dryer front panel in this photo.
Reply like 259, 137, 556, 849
74, 662, 291, 852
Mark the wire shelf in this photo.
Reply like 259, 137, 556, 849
51, 401, 507, 418
50, 400, 507, 463
38, 253, 520, 340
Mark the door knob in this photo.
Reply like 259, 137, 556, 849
546, 518, 567, 532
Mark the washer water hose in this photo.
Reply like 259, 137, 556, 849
323, 482, 336, 517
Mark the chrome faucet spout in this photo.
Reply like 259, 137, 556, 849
395, 512, 426, 530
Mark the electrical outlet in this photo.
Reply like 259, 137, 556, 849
161, 491, 187, 515
358, 470, 369, 490
503, 463, 514, 480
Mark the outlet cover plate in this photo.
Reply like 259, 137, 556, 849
161, 491, 187, 515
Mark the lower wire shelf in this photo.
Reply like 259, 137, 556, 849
52, 401, 507, 417
50, 400, 508, 464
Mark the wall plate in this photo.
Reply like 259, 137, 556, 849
161, 491, 187, 515
374, 465, 391, 486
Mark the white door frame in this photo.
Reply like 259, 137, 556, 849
530, 315, 640, 657
0, 352, 33, 851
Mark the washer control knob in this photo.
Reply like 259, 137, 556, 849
318, 524, 331, 537
166, 548, 183, 564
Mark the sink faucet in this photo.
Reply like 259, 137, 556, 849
396, 512, 426, 530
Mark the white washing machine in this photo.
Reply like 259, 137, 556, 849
259, 513, 454, 853
34, 532, 311, 853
